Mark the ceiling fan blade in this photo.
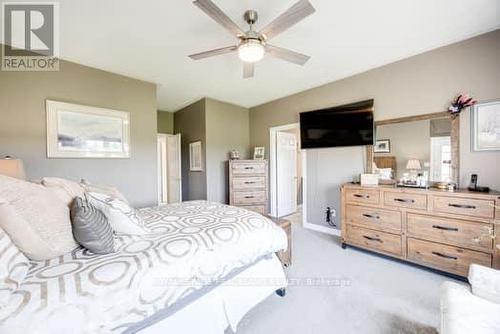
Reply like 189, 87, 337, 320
189, 45, 237, 60
259, 0, 315, 40
243, 62, 255, 78
266, 44, 310, 65
193, 0, 245, 37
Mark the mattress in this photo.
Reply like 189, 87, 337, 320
0, 201, 287, 334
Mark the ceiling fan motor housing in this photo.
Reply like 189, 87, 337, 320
244, 10, 258, 25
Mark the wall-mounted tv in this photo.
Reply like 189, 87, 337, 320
300, 99, 374, 149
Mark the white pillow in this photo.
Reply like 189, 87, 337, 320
0, 226, 29, 307
0, 175, 78, 260
41, 177, 86, 207
80, 181, 129, 204
86, 192, 149, 235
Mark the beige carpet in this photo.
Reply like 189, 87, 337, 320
233, 212, 462, 334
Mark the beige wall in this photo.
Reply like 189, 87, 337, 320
250, 30, 500, 226
0, 57, 158, 207
206, 98, 250, 203
174, 99, 207, 200
157, 110, 174, 134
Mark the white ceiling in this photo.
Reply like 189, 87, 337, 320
11, 0, 500, 111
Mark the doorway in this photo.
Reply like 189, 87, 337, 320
157, 134, 182, 204
270, 123, 302, 218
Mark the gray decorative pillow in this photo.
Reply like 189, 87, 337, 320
70, 197, 115, 254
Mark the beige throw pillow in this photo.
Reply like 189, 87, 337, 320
0, 175, 78, 260
41, 177, 86, 207
81, 181, 129, 204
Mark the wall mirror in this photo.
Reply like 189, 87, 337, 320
366, 112, 459, 187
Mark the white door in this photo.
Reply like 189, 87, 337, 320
157, 135, 168, 204
276, 131, 297, 217
166, 134, 182, 203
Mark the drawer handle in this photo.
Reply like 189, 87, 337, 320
394, 198, 415, 203
362, 213, 380, 220
244, 195, 255, 199
354, 194, 370, 199
244, 167, 254, 170
432, 225, 459, 232
431, 251, 458, 260
362, 235, 383, 243
448, 203, 476, 209
244, 181, 256, 184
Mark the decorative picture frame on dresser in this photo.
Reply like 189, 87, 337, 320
253, 147, 265, 160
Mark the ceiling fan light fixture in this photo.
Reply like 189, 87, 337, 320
238, 39, 264, 63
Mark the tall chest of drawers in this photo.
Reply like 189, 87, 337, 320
229, 160, 268, 215
341, 183, 500, 277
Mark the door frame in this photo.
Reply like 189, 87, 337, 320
269, 123, 300, 217
157, 133, 182, 205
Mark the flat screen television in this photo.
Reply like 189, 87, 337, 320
300, 99, 374, 149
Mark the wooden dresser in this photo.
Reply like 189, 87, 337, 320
341, 183, 500, 277
229, 160, 268, 215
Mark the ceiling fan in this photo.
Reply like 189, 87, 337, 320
188, 0, 315, 78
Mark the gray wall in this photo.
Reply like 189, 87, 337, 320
157, 110, 174, 134
205, 98, 250, 203
249, 30, 500, 228
174, 99, 207, 201
0, 58, 158, 207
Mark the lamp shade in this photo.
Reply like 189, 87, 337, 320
0, 157, 26, 180
406, 159, 422, 170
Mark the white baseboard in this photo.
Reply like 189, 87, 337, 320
303, 222, 341, 236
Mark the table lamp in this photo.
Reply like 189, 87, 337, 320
0, 156, 26, 180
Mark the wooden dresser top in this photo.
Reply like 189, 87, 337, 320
342, 183, 500, 201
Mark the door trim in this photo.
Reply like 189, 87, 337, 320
269, 123, 299, 217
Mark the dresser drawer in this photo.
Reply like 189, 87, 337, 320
407, 238, 491, 276
407, 214, 494, 251
345, 188, 380, 205
231, 162, 266, 175
384, 192, 427, 210
233, 191, 266, 205
232, 176, 266, 190
346, 225, 402, 256
345, 204, 402, 234
240, 205, 266, 214
432, 196, 495, 219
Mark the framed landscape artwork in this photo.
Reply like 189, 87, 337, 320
374, 139, 391, 153
472, 100, 500, 151
46, 100, 130, 158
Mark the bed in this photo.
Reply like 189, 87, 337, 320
0, 201, 288, 334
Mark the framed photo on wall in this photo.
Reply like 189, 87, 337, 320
253, 146, 265, 160
374, 139, 391, 153
472, 100, 500, 151
46, 100, 130, 158
189, 141, 203, 171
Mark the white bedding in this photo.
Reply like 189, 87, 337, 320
0, 201, 287, 333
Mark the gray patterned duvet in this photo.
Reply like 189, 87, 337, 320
0, 201, 287, 334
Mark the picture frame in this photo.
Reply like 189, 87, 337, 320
374, 139, 391, 153
46, 100, 130, 158
189, 141, 203, 171
253, 146, 265, 160
471, 99, 500, 151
